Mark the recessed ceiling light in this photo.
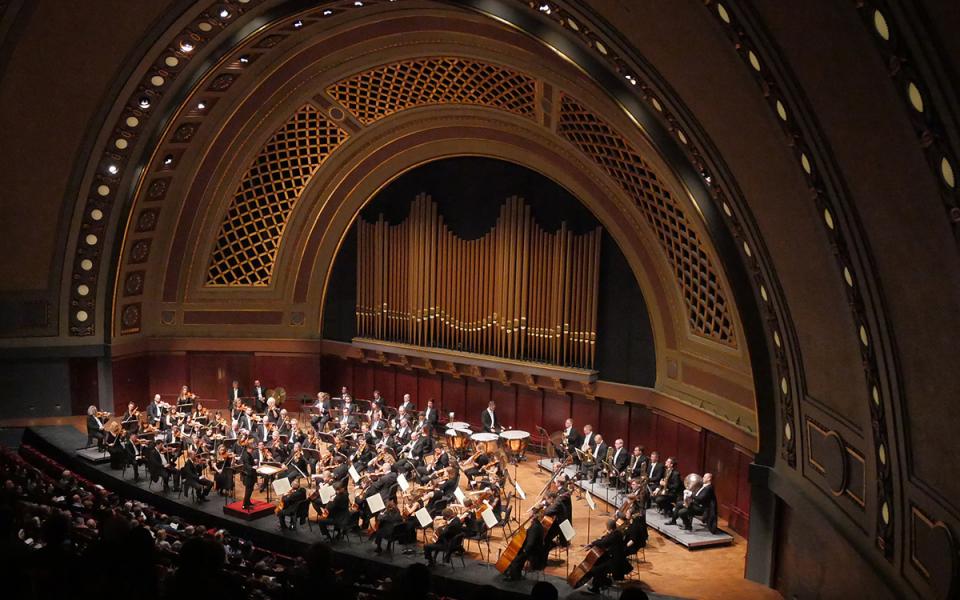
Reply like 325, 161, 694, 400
179, 41, 194, 53
138, 97, 151, 109
293, 20, 303, 28
219, 8, 231, 19
197, 101, 207, 110
107, 165, 119, 175
239, 55, 250, 64
163, 155, 174, 166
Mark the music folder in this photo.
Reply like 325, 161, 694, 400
348, 465, 361, 483
559, 519, 576, 542
481, 507, 498, 529
514, 481, 526, 500
272, 477, 292, 497
585, 490, 596, 511
318, 484, 335, 504
397, 473, 410, 492
415, 507, 432, 528
454, 487, 466, 503
366, 493, 386, 514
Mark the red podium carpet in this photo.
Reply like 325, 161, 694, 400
223, 499, 276, 521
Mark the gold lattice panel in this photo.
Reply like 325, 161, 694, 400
326, 58, 537, 125
207, 105, 347, 286
557, 95, 736, 346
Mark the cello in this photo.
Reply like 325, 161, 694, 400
567, 546, 605, 588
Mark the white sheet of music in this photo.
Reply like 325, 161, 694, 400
318, 484, 335, 504
272, 477, 292, 496
585, 490, 596, 511
559, 519, 576, 542
366, 492, 386, 514
454, 487, 466, 503
348, 465, 360, 482
514, 481, 526, 500
160, 453, 168, 467
397, 473, 410, 491
415, 507, 432, 528
481, 507, 498, 529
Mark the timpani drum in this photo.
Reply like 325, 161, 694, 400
446, 428, 472, 451
500, 430, 530, 455
471, 432, 500, 454
446, 421, 471, 431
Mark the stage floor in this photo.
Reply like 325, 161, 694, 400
20, 423, 780, 600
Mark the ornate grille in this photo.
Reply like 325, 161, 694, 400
207, 105, 347, 286
557, 95, 736, 346
326, 58, 537, 125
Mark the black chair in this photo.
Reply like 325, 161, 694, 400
496, 504, 514, 539
442, 532, 467, 569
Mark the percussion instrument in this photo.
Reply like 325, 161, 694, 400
445, 428, 472, 451
446, 421, 471, 431
500, 430, 530, 455
471, 432, 499, 454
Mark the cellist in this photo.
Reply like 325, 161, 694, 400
502, 506, 547, 581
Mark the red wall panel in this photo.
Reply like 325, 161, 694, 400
320, 356, 352, 396
351, 362, 376, 400
417, 374, 442, 413
491, 384, 517, 430
373, 365, 396, 404
628, 405, 655, 452
146, 353, 187, 403
254, 355, 321, 405
395, 370, 418, 407
570, 394, 597, 433
599, 400, 629, 447
69, 357, 99, 414
675, 423, 705, 475
655, 415, 680, 462
112, 355, 148, 410
441, 375, 466, 424
465, 379, 492, 425
542, 392, 571, 433
515, 387, 543, 435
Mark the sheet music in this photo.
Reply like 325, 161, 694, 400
481, 507, 498, 529
559, 519, 576, 542
348, 465, 361, 483
160, 453, 168, 468
415, 507, 432, 528
454, 487, 466, 503
585, 490, 596, 511
318, 484, 335, 504
272, 477, 292, 496
397, 473, 410, 491
366, 492, 386, 514
514, 481, 526, 500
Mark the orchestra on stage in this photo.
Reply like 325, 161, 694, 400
85, 380, 719, 594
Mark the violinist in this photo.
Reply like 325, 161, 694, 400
303, 429, 320, 475
277, 478, 306, 530
190, 400, 208, 423
123, 433, 145, 482
104, 424, 126, 469
502, 506, 547, 581
240, 440, 258, 509
145, 439, 171, 491
316, 484, 351, 541
283, 442, 309, 480
268, 430, 289, 463
238, 406, 254, 433
251, 414, 269, 443
399, 393, 416, 414
121, 401, 141, 434
176, 385, 194, 412
181, 450, 213, 502
410, 425, 435, 463
230, 398, 245, 425
368, 409, 386, 439
427, 465, 461, 512
86, 405, 107, 450
395, 418, 412, 445
213, 446, 236, 496
371, 499, 404, 554
265, 397, 281, 424
579, 520, 630, 593
147, 394, 164, 428
424, 507, 464, 567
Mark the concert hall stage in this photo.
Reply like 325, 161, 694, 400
537, 459, 734, 549
22, 426, 681, 600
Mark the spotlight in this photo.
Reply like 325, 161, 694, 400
354, 1, 363, 6
293, 20, 303, 28
163, 155, 174, 166
179, 41, 194, 53
539, 3, 551, 14
239, 55, 250, 64
219, 8, 231, 19
197, 101, 207, 110
322, 10, 333, 16
138, 97, 151, 109
107, 165, 119, 175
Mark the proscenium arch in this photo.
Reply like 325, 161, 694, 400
88, 0, 776, 568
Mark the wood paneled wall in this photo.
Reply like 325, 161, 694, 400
110, 350, 751, 536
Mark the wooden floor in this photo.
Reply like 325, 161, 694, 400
14, 416, 781, 600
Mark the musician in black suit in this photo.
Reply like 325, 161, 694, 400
86, 405, 107, 449
422, 398, 439, 434
589, 435, 609, 483
181, 450, 213, 501
503, 509, 546, 581
399, 393, 416, 414
145, 440, 171, 491
277, 478, 307, 530
251, 379, 268, 412
240, 441, 258, 509
624, 506, 648, 554
147, 394, 163, 427
610, 438, 629, 488
653, 457, 683, 515
581, 520, 630, 593
122, 434, 144, 481
424, 507, 464, 566
227, 380, 243, 404
562, 418, 582, 458
310, 392, 332, 431
673, 473, 719, 533
645, 451, 664, 505
627, 446, 649, 480
121, 402, 141, 434
316, 485, 351, 541
575, 424, 594, 468
481, 400, 501, 433
370, 390, 385, 413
